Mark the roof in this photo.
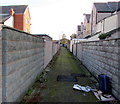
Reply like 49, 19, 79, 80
33, 34, 52, 40
117, 2, 120, 11
108, 2, 118, 11
0, 14, 11, 23
84, 14, 90, 23
0, 5, 29, 23
1, 5, 28, 14
94, 2, 119, 13
60, 38, 69, 41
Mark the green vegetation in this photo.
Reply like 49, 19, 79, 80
26, 89, 33, 96
98, 33, 108, 39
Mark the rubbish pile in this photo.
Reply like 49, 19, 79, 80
73, 84, 116, 101
92, 89, 115, 101
73, 74, 116, 102
73, 84, 92, 92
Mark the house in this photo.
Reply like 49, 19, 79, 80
0, 8, 14, 27
77, 25, 81, 36
86, 1, 120, 41
76, 14, 90, 39
90, 2, 119, 35
0, 5, 31, 33
83, 14, 91, 38
76, 22, 84, 39
60, 38, 70, 47
96, 5, 120, 39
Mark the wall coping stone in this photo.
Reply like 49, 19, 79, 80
77, 38, 120, 44
2, 25, 43, 40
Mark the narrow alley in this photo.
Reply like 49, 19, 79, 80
21, 47, 99, 102
1, 1, 120, 103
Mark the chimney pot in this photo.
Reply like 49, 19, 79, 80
10, 8, 14, 16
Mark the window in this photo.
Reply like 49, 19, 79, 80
26, 19, 28, 24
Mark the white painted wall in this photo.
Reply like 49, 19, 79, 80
96, 21, 102, 33
70, 39, 88, 52
92, 11, 119, 41
87, 34, 99, 41
117, 11, 120, 27
104, 14, 117, 33
4, 16, 14, 27
96, 12, 118, 34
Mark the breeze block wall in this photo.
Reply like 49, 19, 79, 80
73, 44, 77, 56
2, 26, 44, 102
76, 38, 120, 100
44, 36, 53, 68
52, 41, 60, 56
0, 27, 2, 103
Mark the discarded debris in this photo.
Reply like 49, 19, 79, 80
98, 74, 111, 94
57, 75, 78, 82
71, 73, 88, 77
92, 89, 116, 101
45, 68, 50, 72
73, 84, 92, 92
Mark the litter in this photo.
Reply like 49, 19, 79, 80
92, 89, 116, 101
45, 69, 50, 72
98, 74, 111, 93
73, 84, 92, 92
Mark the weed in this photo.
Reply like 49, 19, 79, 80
26, 89, 33, 96
98, 33, 108, 39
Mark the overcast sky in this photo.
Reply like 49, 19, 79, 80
0, 0, 119, 40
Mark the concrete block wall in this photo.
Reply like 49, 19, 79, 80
52, 42, 60, 56
34, 36, 60, 69
44, 38, 53, 68
67, 44, 70, 50
75, 38, 120, 100
0, 27, 2, 103
73, 44, 77, 56
76, 43, 82, 61
2, 26, 44, 102
66, 43, 70, 50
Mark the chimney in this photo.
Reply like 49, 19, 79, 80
81, 22, 84, 33
9, 8, 14, 16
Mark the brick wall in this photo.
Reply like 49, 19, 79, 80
73, 38, 120, 100
1, 26, 44, 102
14, 14, 24, 31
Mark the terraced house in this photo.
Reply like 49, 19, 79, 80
0, 5, 31, 33
76, 1, 120, 41
90, 2, 119, 35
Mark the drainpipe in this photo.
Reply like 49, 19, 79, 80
42, 36, 45, 69
76, 43, 77, 57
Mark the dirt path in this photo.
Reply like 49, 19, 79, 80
22, 47, 98, 102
